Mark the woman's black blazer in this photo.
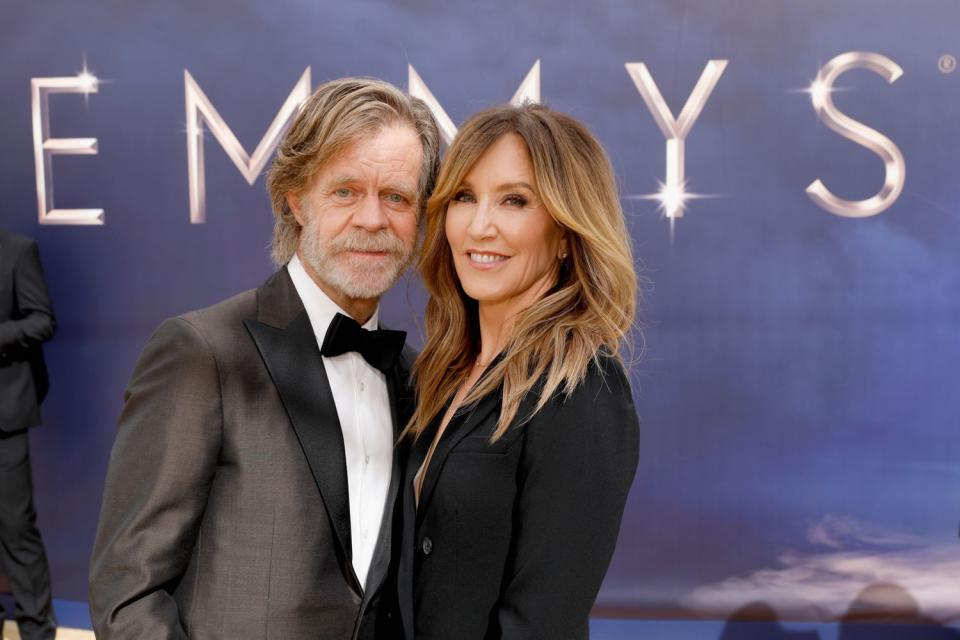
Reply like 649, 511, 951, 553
397, 353, 640, 640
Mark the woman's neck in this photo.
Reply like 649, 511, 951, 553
475, 272, 557, 366
475, 306, 512, 367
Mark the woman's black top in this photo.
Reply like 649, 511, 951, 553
397, 352, 640, 640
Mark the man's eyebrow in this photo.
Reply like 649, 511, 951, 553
381, 182, 418, 196
326, 174, 360, 185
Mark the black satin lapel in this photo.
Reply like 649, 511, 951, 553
414, 392, 501, 529
385, 363, 405, 439
398, 432, 421, 640
244, 311, 357, 591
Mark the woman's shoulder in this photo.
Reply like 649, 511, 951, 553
532, 349, 635, 422
521, 349, 639, 465
576, 349, 632, 399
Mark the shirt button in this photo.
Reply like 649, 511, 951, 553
359, 381, 365, 392
421, 537, 433, 556
364, 455, 370, 465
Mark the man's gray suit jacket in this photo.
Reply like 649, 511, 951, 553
89, 268, 412, 639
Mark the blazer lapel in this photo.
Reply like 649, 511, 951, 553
413, 391, 501, 529
244, 268, 359, 593
397, 429, 420, 640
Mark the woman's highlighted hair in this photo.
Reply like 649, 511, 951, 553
405, 103, 638, 441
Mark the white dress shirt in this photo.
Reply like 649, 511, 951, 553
287, 254, 394, 589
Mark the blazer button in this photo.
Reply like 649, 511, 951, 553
421, 536, 433, 555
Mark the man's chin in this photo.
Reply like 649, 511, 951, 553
301, 252, 409, 300
327, 268, 403, 301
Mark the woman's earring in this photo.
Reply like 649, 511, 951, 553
559, 252, 568, 260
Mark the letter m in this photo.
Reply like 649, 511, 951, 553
184, 68, 311, 223
409, 61, 541, 144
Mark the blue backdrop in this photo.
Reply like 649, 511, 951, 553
1, 0, 958, 635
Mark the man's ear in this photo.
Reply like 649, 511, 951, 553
286, 192, 305, 226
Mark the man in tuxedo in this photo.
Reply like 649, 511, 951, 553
89, 78, 439, 639
0, 228, 57, 640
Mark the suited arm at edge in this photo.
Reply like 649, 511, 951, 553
0, 240, 56, 350
89, 317, 222, 639
495, 359, 640, 639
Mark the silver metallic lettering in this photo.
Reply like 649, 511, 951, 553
625, 60, 727, 221
31, 73, 103, 225
805, 52, 905, 218
185, 68, 311, 223
408, 61, 541, 144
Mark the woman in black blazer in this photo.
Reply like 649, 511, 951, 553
398, 103, 640, 640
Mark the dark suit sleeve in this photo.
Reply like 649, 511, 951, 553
496, 357, 640, 640
89, 317, 223, 639
0, 240, 56, 349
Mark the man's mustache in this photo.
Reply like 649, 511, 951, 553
328, 230, 408, 256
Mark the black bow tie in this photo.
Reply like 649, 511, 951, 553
320, 312, 406, 373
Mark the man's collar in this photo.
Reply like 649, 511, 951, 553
287, 254, 379, 348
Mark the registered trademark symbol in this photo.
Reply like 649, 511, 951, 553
939, 54, 956, 73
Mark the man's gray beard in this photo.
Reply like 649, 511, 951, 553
299, 220, 414, 301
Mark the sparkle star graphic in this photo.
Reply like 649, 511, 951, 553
789, 76, 850, 111
75, 58, 104, 107
627, 179, 716, 242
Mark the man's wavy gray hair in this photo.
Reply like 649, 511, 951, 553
266, 77, 441, 266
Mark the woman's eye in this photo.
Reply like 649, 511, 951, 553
504, 194, 528, 207
452, 190, 476, 203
